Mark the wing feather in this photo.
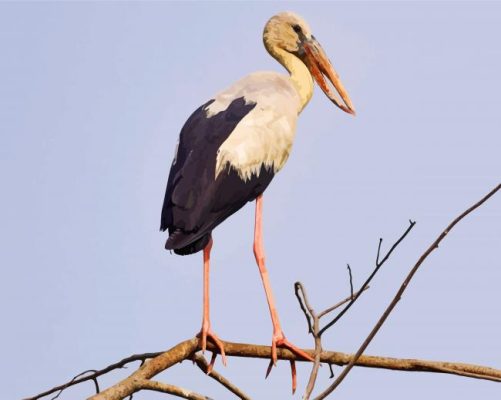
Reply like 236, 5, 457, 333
160, 97, 257, 236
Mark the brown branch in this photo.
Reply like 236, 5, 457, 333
25, 337, 501, 400
89, 338, 199, 400
23, 354, 163, 400
192, 353, 251, 400
210, 340, 501, 382
295, 283, 369, 400
313, 184, 501, 399
138, 379, 212, 400
295, 282, 322, 399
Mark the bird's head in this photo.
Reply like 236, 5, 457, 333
264, 12, 355, 115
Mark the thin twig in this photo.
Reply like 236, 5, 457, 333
376, 238, 383, 265
346, 264, 354, 299
313, 184, 501, 399
319, 220, 416, 336
317, 287, 370, 319
24, 353, 162, 400
295, 281, 322, 399
294, 282, 315, 334
192, 353, 251, 400
378, 219, 417, 266
304, 221, 413, 397
304, 334, 322, 399
328, 364, 335, 379
49, 370, 99, 400
297, 283, 367, 400
92, 378, 100, 394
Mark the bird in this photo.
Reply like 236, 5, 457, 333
160, 11, 355, 390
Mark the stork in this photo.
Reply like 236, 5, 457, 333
160, 11, 355, 389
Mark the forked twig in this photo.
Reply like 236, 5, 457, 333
319, 220, 416, 336
297, 219, 415, 399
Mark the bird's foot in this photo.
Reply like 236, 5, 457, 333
265, 331, 314, 394
197, 325, 227, 372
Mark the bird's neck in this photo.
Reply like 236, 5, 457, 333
272, 48, 314, 113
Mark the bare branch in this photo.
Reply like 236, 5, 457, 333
89, 338, 199, 400
25, 336, 501, 400
92, 378, 100, 395
293, 281, 321, 399
376, 238, 383, 265
319, 220, 416, 336
317, 287, 369, 319
314, 184, 501, 399
303, 335, 322, 399
192, 353, 251, 400
328, 364, 335, 379
207, 340, 501, 381
302, 220, 414, 398
24, 353, 163, 400
294, 282, 315, 334
346, 264, 354, 299
138, 379, 212, 400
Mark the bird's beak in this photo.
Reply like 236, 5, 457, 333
302, 38, 355, 115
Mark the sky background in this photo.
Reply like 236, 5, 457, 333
1, 1, 500, 399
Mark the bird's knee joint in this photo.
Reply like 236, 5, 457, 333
253, 246, 265, 263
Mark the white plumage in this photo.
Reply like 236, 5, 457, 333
209, 72, 301, 181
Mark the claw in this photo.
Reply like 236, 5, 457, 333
272, 331, 314, 363
197, 328, 227, 367
207, 352, 217, 374
265, 359, 274, 379
271, 337, 278, 366
266, 331, 314, 394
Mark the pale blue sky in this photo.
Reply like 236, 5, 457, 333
1, 1, 500, 399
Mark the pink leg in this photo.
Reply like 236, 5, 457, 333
198, 237, 226, 370
253, 194, 313, 391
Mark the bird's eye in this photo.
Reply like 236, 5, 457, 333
292, 24, 302, 34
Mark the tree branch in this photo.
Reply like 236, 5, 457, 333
24, 354, 163, 400
24, 185, 500, 400
192, 353, 251, 400
317, 286, 370, 319
25, 337, 501, 400
319, 220, 416, 336
299, 218, 415, 399
313, 183, 501, 399
138, 379, 212, 400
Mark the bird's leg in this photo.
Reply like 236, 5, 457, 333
253, 194, 313, 391
198, 237, 227, 369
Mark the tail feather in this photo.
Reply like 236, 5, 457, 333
165, 229, 211, 256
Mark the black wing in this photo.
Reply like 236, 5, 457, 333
160, 97, 275, 255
